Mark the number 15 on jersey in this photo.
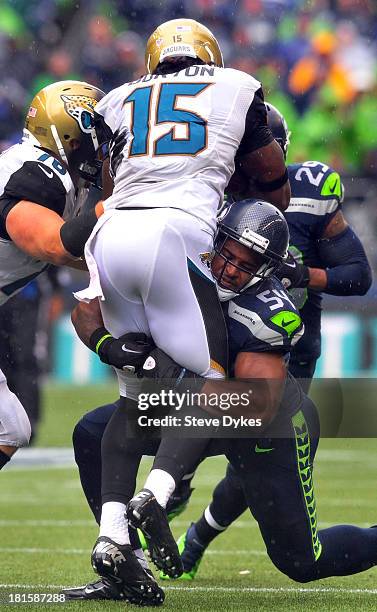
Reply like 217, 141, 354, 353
123, 82, 211, 157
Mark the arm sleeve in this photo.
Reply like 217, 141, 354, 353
318, 226, 372, 296
0, 161, 67, 239
236, 88, 274, 157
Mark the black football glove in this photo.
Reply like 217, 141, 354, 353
138, 347, 205, 393
90, 328, 154, 372
276, 252, 310, 289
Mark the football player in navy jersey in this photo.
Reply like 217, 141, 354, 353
63, 199, 377, 603
0, 80, 105, 470
159, 102, 373, 580
268, 102, 371, 389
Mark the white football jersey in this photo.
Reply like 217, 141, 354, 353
0, 139, 82, 305
95, 66, 262, 232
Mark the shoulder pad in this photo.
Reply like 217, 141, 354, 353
222, 67, 261, 91
228, 278, 304, 351
287, 161, 343, 216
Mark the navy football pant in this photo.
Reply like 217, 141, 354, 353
73, 398, 377, 582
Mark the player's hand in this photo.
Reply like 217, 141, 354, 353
98, 332, 155, 372
276, 252, 310, 289
138, 347, 204, 392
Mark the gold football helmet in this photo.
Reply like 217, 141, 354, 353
145, 18, 223, 74
24, 80, 105, 169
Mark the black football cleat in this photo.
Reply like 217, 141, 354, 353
61, 576, 125, 600
90, 536, 165, 606
127, 489, 183, 579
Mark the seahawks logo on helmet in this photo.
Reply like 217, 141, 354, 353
61, 94, 99, 134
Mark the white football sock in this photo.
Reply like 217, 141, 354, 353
99, 501, 130, 545
143, 469, 176, 508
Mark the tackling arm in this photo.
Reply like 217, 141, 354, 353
138, 346, 287, 427
71, 299, 153, 370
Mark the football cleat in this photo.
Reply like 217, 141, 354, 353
127, 489, 183, 579
137, 485, 195, 552
61, 576, 126, 600
166, 484, 194, 521
160, 524, 205, 581
90, 536, 164, 606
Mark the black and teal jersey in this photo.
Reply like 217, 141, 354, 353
285, 160, 344, 362
222, 275, 304, 372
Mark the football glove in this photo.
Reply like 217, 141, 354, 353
276, 252, 310, 289
90, 329, 154, 372
139, 348, 204, 393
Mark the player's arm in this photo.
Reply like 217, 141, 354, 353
6, 200, 103, 266
1, 160, 103, 265
230, 89, 290, 211
232, 350, 287, 425
138, 347, 287, 427
71, 299, 153, 370
277, 210, 372, 295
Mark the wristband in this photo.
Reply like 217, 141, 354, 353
89, 326, 113, 355
60, 208, 98, 258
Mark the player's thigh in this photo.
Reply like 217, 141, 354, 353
229, 399, 321, 565
0, 368, 31, 447
145, 211, 227, 375
91, 212, 151, 338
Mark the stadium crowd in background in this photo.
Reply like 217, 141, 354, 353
0, 0, 376, 176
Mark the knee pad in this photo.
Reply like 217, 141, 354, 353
0, 381, 31, 447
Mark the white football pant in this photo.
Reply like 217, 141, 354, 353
0, 368, 31, 448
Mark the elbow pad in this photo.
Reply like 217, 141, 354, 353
60, 208, 98, 258
318, 226, 372, 296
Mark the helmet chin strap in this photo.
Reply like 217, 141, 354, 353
51, 124, 68, 165
216, 261, 273, 302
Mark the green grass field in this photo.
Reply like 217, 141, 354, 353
1, 383, 377, 611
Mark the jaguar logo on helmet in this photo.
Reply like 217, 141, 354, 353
61, 94, 99, 134
24, 80, 105, 169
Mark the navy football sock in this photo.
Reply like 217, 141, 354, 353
195, 466, 248, 546
72, 422, 103, 523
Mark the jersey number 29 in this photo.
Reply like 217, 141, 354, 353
124, 83, 210, 157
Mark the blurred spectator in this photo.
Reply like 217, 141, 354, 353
1, 0, 376, 175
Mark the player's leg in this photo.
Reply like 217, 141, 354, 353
0, 368, 31, 468
64, 402, 160, 602
90, 209, 226, 577
72, 401, 119, 523
126, 211, 227, 576
232, 397, 377, 582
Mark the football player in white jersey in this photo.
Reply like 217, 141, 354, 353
73, 17, 290, 607
0, 80, 105, 469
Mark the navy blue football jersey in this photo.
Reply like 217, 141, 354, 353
223, 275, 304, 373
285, 161, 344, 362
